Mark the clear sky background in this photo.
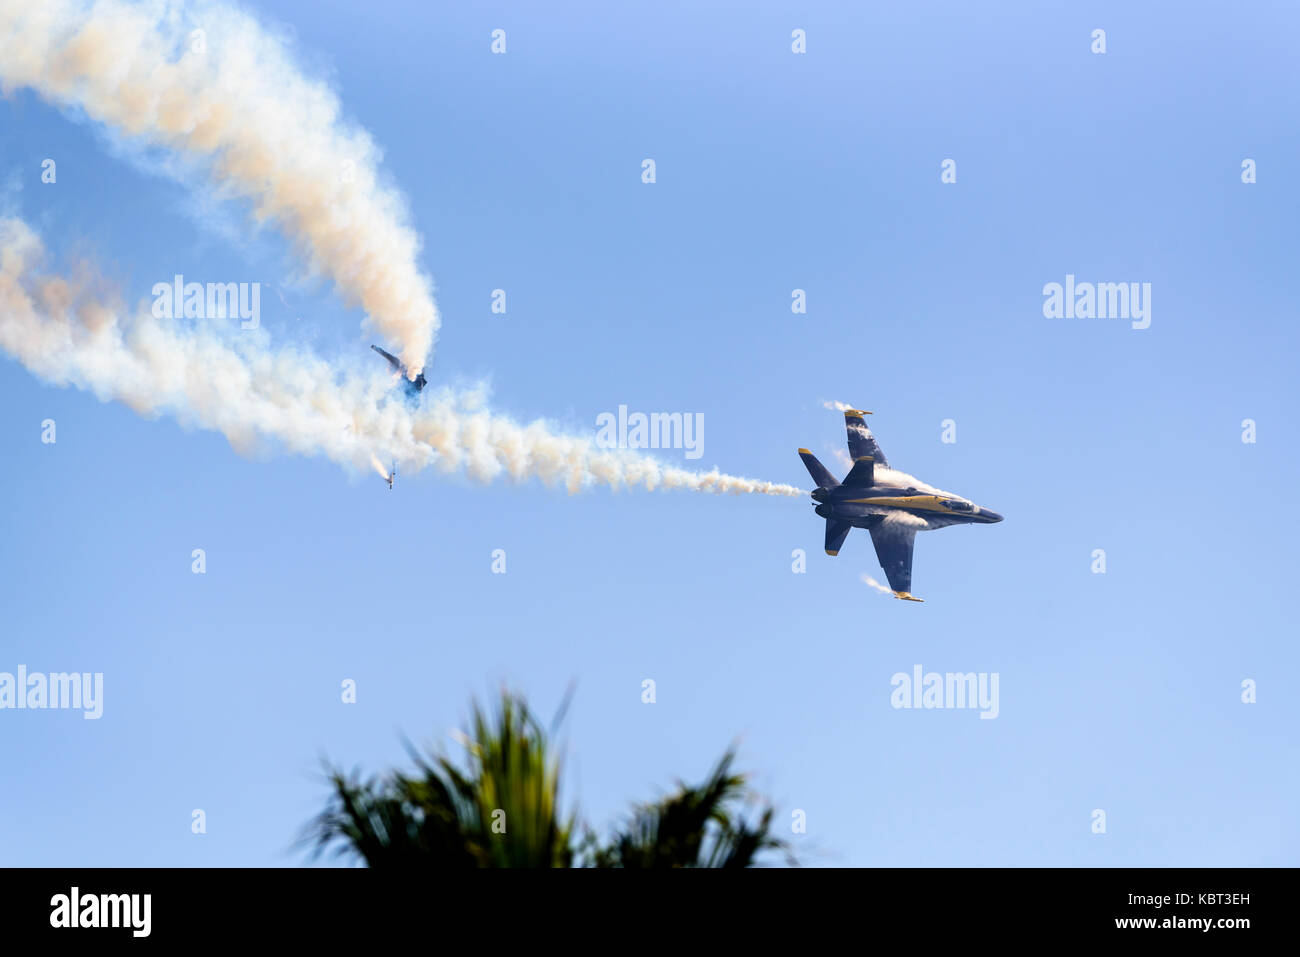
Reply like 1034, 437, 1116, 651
1, 0, 1296, 866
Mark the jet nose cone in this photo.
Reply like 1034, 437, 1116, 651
981, 508, 1003, 523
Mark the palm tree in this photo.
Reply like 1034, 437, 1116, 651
587, 751, 788, 868
304, 689, 792, 868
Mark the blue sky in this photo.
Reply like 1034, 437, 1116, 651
1, 0, 1297, 866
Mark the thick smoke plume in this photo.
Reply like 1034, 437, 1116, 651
0, 0, 438, 374
0, 1, 799, 497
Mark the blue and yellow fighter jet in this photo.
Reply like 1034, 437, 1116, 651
799, 409, 1002, 602
371, 344, 427, 396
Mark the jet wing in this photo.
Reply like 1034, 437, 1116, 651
825, 519, 851, 556
869, 523, 921, 600
844, 410, 889, 467
371, 344, 403, 373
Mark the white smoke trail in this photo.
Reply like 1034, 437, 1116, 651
0, 0, 438, 375
860, 574, 892, 596
0, 217, 802, 497
822, 399, 871, 412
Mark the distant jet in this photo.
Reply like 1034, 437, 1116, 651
371, 345, 427, 395
799, 409, 1002, 602
385, 462, 395, 491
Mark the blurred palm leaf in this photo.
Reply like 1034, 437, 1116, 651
305, 690, 573, 868
305, 688, 790, 868
590, 749, 792, 868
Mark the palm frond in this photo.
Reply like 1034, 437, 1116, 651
591, 749, 793, 868
304, 692, 793, 868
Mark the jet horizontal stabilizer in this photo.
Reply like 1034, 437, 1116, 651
825, 518, 851, 556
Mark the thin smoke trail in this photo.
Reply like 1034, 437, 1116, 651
863, 572, 894, 595
0, 0, 438, 375
0, 218, 803, 497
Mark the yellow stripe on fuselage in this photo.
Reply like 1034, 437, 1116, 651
842, 494, 951, 513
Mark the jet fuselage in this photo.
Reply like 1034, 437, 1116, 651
810, 482, 1002, 531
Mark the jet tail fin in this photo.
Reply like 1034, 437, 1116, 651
841, 456, 875, 487
798, 449, 839, 489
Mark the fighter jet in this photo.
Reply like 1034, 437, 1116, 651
385, 463, 395, 491
371, 344, 427, 395
799, 409, 1002, 602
